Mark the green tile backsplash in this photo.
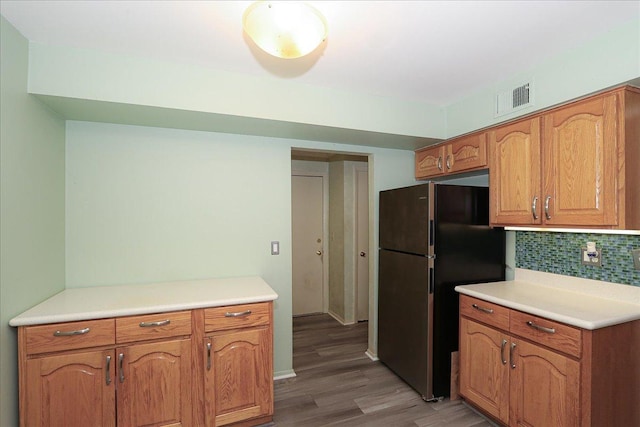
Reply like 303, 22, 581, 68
516, 231, 640, 286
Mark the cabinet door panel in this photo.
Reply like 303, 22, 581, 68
416, 145, 446, 178
446, 133, 488, 174
206, 327, 272, 426
543, 94, 618, 226
510, 339, 580, 427
117, 339, 192, 427
26, 350, 115, 427
459, 318, 509, 424
490, 118, 542, 225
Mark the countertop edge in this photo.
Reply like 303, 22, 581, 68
9, 294, 278, 327
455, 285, 640, 330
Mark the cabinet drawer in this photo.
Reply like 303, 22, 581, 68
116, 311, 192, 344
25, 319, 115, 355
510, 310, 582, 358
205, 302, 271, 332
460, 295, 510, 331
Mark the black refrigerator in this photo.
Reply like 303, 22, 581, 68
378, 182, 505, 401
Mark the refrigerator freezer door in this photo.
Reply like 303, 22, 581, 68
378, 249, 433, 399
379, 184, 431, 256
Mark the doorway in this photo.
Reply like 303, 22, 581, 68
291, 150, 370, 326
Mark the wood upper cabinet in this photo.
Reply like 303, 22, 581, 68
416, 132, 487, 179
542, 95, 618, 226
117, 339, 192, 427
204, 302, 274, 427
415, 144, 446, 178
490, 87, 640, 229
489, 117, 541, 225
25, 349, 116, 426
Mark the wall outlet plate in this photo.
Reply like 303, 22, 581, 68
581, 247, 602, 267
632, 248, 640, 271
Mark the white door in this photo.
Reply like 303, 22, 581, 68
292, 175, 324, 316
356, 168, 369, 321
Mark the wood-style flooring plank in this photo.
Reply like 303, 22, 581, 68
273, 314, 495, 426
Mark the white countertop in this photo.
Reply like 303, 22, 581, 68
455, 270, 640, 330
9, 276, 278, 327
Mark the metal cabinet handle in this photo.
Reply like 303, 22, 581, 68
105, 355, 112, 385
544, 195, 552, 220
526, 321, 556, 334
531, 196, 539, 220
118, 353, 125, 383
53, 327, 90, 336
472, 303, 494, 314
225, 310, 252, 318
206, 342, 212, 371
501, 339, 508, 365
446, 155, 451, 170
510, 342, 517, 369
437, 156, 443, 171
139, 319, 170, 327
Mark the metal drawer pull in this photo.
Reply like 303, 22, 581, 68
53, 327, 90, 336
139, 319, 170, 327
118, 353, 125, 383
544, 195, 552, 220
526, 321, 556, 334
501, 339, 508, 365
446, 155, 451, 170
437, 156, 443, 171
206, 342, 212, 371
105, 355, 112, 385
510, 342, 517, 369
225, 310, 252, 318
472, 303, 494, 314
531, 196, 539, 220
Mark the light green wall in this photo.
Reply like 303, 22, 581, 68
446, 18, 640, 137
0, 17, 66, 427
65, 120, 416, 377
28, 43, 446, 140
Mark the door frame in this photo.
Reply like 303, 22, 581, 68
353, 162, 369, 322
291, 167, 330, 314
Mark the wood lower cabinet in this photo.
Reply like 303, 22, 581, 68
415, 132, 487, 179
18, 302, 274, 427
24, 349, 116, 426
117, 339, 192, 427
490, 86, 640, 229
459, 294, 640, 427
204, 302, 274, 427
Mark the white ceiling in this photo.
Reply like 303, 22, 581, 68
2, 0, 638, 107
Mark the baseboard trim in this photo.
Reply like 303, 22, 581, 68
365, 350, 379, 361
274, 370, 296, 381
328, 310, 355, 325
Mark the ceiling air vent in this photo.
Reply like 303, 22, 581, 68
495, 81, 533, 117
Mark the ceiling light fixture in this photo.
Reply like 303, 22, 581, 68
242, 1, 328, 59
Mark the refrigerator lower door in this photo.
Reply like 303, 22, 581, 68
378, 249, 433, 399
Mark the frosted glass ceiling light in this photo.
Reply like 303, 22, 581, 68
243, 1, 328, 59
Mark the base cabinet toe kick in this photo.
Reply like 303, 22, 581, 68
458, 294, 640, 427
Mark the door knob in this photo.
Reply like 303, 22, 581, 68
360, 252, 366, 257
316, 250, 322, 256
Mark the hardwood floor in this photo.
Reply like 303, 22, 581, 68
273, 314, 494, 427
